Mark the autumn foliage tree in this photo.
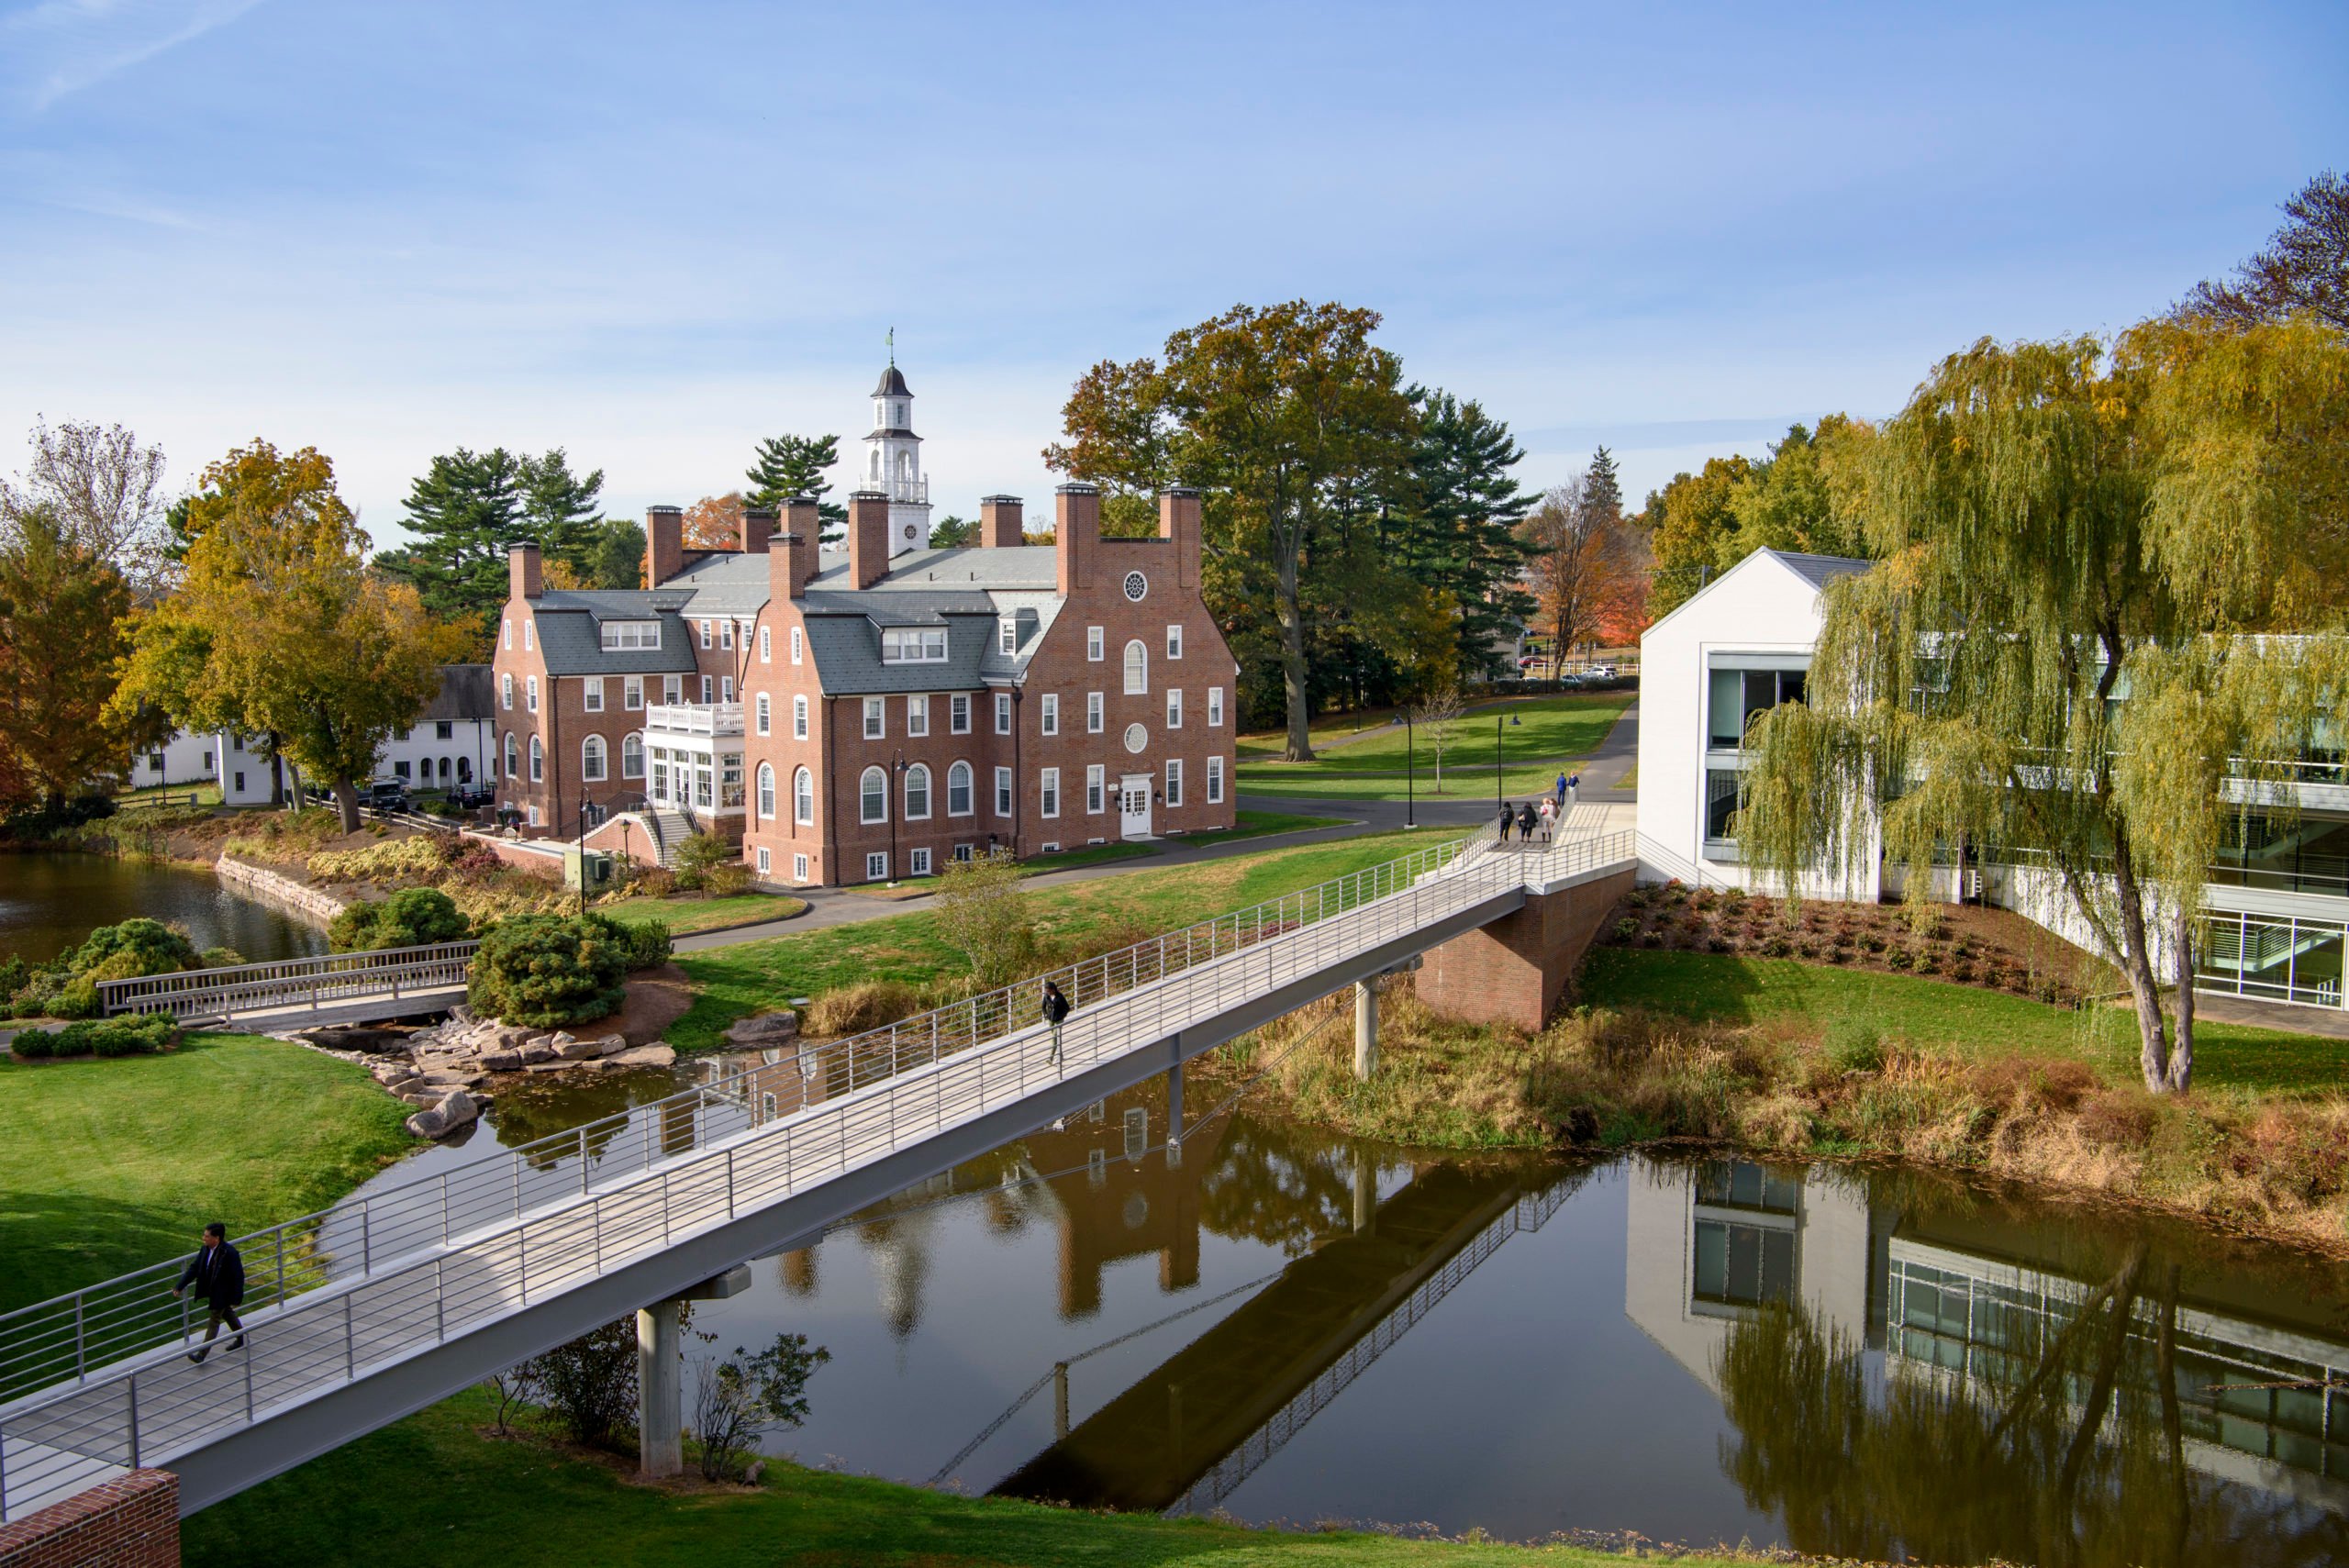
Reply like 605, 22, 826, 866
682, 492, 747, 551
117, 442, 465, 831
0, 506, 156, 809
1521, 467, 1645, 666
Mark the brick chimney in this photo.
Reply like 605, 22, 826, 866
508, 539, 543, 600
1055, 483, 1099, 595
645, 505, 685, 588
980, 495, 1024, 549
1159, 486, 1202, 590
740, 506, 777, 556
849, 490, 890, 589
776, 496, 821, 598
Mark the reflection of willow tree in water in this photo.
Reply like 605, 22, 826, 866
1193, 1119, 1372, 1253
1715, 1248, 2349, 1568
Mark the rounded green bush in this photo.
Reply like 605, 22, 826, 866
467, 913, 631, 1029
68, 918, 198, 978
330, 887, 471, 953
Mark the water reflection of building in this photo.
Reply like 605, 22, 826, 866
1624, 1157, 2349, 1508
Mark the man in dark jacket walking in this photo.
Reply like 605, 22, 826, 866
174, 1222, 246, 1362
1041, 979, 1071, 1068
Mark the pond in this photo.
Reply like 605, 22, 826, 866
358, 1063, 2349, 1565
0, 852, 327, 965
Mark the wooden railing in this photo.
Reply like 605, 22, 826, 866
95, 940, 480, 1023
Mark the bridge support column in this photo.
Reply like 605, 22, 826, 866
1166, 1060, 1184, 1148
1353, 979, 1378, 1080
1053, 1361, 1070, 1440
1353, 1152, 1375, 1232
637, 1264, 752, 1479
1418, 868, 1638, 1032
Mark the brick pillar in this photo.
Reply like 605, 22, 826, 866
848, 491, 890, 588
645, 505, 685, 588
980, 495, 1024, 548
1416, 869, 1638, 1032
740, 506, 777, 555
0, 1470, 180, 1568
1055, 482, 1099, 594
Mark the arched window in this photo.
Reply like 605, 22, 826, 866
528, 736, 543, 783
794, 766, 814, 825
503, 732, 518, 779
581, 734, 607, 783
859, 765, 887, 824
621, 733, 643, 780
904, 762, 931, 819
947, 760, 974, 817
1123, 639, 1148, 695
756, 762, 776, 819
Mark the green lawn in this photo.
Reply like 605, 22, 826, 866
670, 826, 1472, 1051
1238, 695, 1628, 802
0, 1033, 415, 1312
1235, 707, 1408, 759
1184, 808, 1352, 846
598, 891, 809, 934
115, 780, 223, 807
1581, 948, 2349, 1099
185, 1389, 1744, 1568
1019, 840, 1161, 874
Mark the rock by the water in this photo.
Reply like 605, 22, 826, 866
725, 1013, 798, 1045
554, 1036, 603, 1061
518, 1040, 557, 1065
603, 1043, 677, 1069
405, 1089, 479, 1138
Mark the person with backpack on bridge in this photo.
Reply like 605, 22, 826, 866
1041, 978, 1072, 1067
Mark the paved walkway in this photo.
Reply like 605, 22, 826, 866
677, 703, 1645, 954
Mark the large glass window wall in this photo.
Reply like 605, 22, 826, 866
2197, 910, 2345, 1007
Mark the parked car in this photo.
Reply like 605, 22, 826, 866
448, 783, 495, 809
364, 780, 413, 813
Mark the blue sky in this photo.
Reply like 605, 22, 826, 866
3, 1, 2343, 550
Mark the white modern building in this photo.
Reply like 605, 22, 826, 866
1636, 547, 2349, 1013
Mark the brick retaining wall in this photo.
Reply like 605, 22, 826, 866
0, 1471, 179, 1568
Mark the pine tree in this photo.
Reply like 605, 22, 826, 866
929, 514, 977, 548
376, 447, 602, 650
1389, 389, 1536, 680
1585, 445, 1623, 525
744, 434, 848, 543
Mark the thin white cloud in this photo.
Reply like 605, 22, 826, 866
4, 0, 263, 111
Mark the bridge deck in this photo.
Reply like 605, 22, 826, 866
0, 830, 1634, 1522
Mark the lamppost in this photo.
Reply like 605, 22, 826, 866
1496, 711, 1520, 810
888, 748, 906, 884
576, 800, 591, 918
1404, 707, 1415, 830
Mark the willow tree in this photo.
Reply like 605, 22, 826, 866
1739, 317, 2349, 1094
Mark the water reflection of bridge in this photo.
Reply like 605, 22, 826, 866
992, 1159, 1568, 1515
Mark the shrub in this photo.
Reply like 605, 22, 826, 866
1611, 917, 1639, 941
14, 1013, 178, 1060
1823, 1017, 1885, 1074
700, 861, 751, 896
1914, 950, 1940, 974
671, 832, 738, 893
71, 918, 198, 978
307, 835, 452, 884
1761, 935, 1792, 958
519, 1318, 639, 1450
690, 1332, 830, 1482
330, 887, 472, 953
195, 947, 243, 969
467, 914, 631, 1028
628, 865, 678, 898
930, 850, 1037, 987
1826, 946, 1851, 964
616, 919, 672, 971
804, 981, 922, 1037
1885, 946, 1914, 971
1860, 933, 1887, 954
0, 955, 26, 1006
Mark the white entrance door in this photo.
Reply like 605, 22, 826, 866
1119, 774, 1152, 840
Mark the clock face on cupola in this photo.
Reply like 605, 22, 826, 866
864, 346, 933, 556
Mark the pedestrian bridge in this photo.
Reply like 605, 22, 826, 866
0, 828, 1635, 1524
96, 942, 478, 1031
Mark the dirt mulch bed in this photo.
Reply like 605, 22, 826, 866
1598, 885, 2119, 1007
562, 963, 696, 1046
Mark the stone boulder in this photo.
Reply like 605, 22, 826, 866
725, 1012, 798, 1046
518, 1040, 558, 1066
478, 1050, 523, 1073
594, 1033, 629, 1057
405, 1089, 480, 1138
602, 1043, 677, 1070
554, 1036, 604, 1062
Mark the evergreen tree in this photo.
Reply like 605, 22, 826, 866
1585, 444, 1623, 524
376, 447, 602, 649
929, 514, 977, 548
744, 433, 847, 542
589, 517, 645, 589
1388, 388, 1536, 680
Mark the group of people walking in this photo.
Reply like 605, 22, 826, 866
1498, 770, 1581, 845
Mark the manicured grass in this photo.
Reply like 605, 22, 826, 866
1184, 808, 1352, 846
1613, 763, 1637, 793
1580, 948, 2349, 1098
1237, 695, 1628, 802
1019, 840, 1161, 874
598, 892, 808, 934
184, 1389, 1744, 1568
669, 826, 1472, 1051
1235, 707, 1407, 759
115, 780, 223, 806
0, 1033, 415, 1312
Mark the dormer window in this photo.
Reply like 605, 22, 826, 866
599, 620, 660, 651
881, 627, 948, 663
998, 617, 1018, 655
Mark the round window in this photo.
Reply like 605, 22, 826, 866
1123, 571, 1147, 602
903, 524, 916, 539
1123, 722, 1148, 755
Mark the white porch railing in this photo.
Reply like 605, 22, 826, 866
645, 703, 743, 738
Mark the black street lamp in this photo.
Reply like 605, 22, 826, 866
1495, 711, 1521, 810
1404, 708, 1415, 830
888, 748, 907, 884
576, 800, 591, 918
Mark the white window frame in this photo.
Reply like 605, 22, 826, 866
1167, 624, 1183, 660
905, 762, 932, 820
1208, 753, 1224, 803
865, 851, 889, 882
582, 734, 607, 782
994, 766, 1012, 817
793, 694, 809, 740
1166, 688, 1182, 728
1208, 685, 1224, 727
1086, 763, 1105, 814
759, 625, 771, 662
501, 673, 514, 710
794, 766, 815, 826
757, 845, 772, 875
529, 735, 543, 783
664, 675, 684, 705
910, 846, 932, 876
1041, 767, 1060, 818
584, 676, 604, 713
624, 675, 643, 711
622, 732, 644, 780
950, 693, 971, 734
719, 618, 733, 651
526, 675, 539, 713
863, 697, 885, 740
720, 674, 735, 705
1087, 691, 1104, 733
998, 617, 1017, 655
502, 617, 511, 651
948, 761, 974, 817
755, 694, 772, 736
995, 692, 1011, 734
523, 620, 532, 651
700, 674, 714, 704
600, 621, 661, 651
756, 762, 776, 819
1087, 625, 1104, 662
860, 765, 888, 824
1165, 757, 1184, 807
1124, 640, 1147, 695
882, 628, 949, 663
1041, 693, 1058, 736
699, 619, 713, 650
790, 626, 804, 664
907, 694, 929, 737
793, 852, 810, 884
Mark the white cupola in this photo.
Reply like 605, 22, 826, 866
863, 361, 931, 555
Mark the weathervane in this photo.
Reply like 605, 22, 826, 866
887, 326, 895, 365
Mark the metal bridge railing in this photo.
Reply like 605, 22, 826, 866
0, 828, 1632, 1520
95, 941, 482, 1023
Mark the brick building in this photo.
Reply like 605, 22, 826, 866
489, 368, 1238, 884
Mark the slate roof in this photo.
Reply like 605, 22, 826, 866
802, 610, 1001, 695
529, 595, 698, 676
421, 664, 494, 723
1770, 550, 1871, 590
873, 364, 911, 397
